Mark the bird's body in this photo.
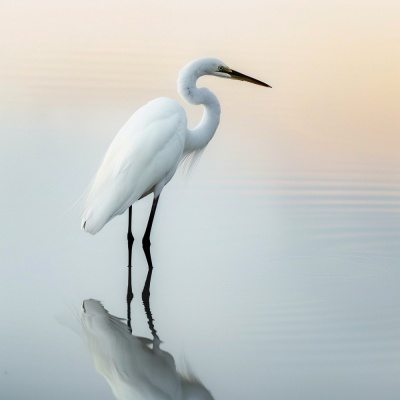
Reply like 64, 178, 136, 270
82, 57, 270, 240
83, 98, 187, 234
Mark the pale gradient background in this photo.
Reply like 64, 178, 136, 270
1, 1, 400, 399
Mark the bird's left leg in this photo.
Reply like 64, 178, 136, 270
142, 195, 160, 249
127, 206, 134, 321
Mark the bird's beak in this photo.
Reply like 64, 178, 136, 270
229, 69, 271, 88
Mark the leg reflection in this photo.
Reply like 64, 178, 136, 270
142, 242, 158, 340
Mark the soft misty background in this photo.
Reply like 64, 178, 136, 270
1, 1, 399, 399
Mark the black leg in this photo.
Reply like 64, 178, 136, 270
142, 195, 160, 248
127, 206, 134, 267
126, 206, 134, 331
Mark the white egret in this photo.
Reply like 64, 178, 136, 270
82, 57, 270, 246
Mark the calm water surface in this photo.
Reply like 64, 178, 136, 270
1, 121, 399, 399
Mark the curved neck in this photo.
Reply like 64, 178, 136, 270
178, 67, 221, 153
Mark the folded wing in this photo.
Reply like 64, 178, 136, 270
82, 98, 187, 234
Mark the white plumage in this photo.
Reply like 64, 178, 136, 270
82, 57, 270, 239
82, 98, 186, 234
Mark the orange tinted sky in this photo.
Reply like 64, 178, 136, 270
1, 0, 399, 168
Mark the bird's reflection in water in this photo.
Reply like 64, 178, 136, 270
81, 247, 214, 400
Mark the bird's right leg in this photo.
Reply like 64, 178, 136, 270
127, 206, 134, 267
142, 195, 160, 249
126, 206, 134, 322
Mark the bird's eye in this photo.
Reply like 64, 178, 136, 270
218, 66, 224, 72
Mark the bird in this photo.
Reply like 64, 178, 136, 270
81, 57, 270, 248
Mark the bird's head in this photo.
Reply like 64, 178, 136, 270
193, 57, 271, 88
